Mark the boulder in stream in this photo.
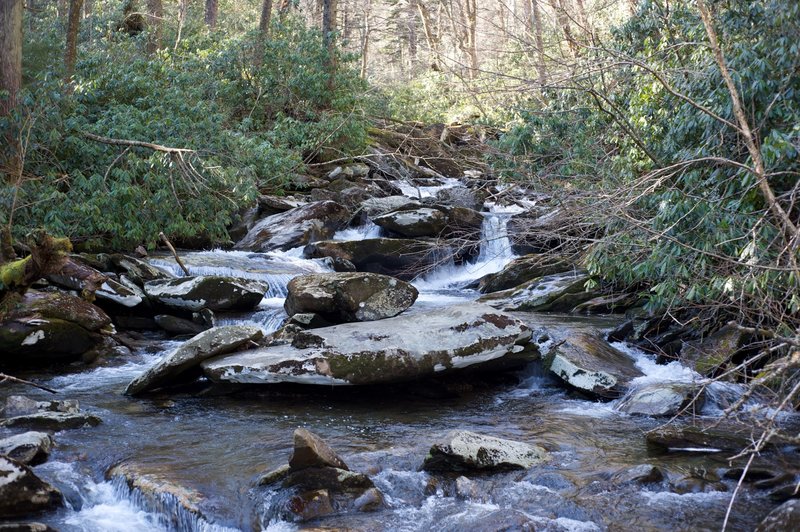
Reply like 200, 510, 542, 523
143, 276, 268, 312
359, 195, 423, 217
373, 208, 448, 237
616, 382, 704, 417
478, 271, 595, 312
125, 325, 264, 395
303, 238, 450, 280
289, 428, 349, 471
477, 254, 570, 293
284, 272, 418, 324
757, 500, 800, 532
201, 303, 533, 386
0, 523, 57, 532
0, 291, 115, 366
0, 432, 53, 466
543, 333, 644, 399
0, 456, 62, 519
422, 430, 548, 472
234, 200, 351, 252
645, 423, 765, 453
1, 396, 101, 431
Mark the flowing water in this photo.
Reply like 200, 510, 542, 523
0, 180, 788, 531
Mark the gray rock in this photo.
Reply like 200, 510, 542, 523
435, 186, 486, 211
478, 254, 569, 293
0, 523, 57, 532
3, 396, 79, 418
202, 304, 532, 386
645, 423, 763, 453
543, 333, 644, 399
97, 277, 146, 308
0, 432, 53, 466
154, 314, 206, 336
757, 500, 800, 531
373, 208, 448, 237
0, 456, 62, 518
611, 464, 666, 485
257, 464, 291, 486
143, 276, 268, 312
682, 323, 748, 376
289, 428, 349, 471
478, 271, 594, 312
110, 254, 173, 285
359, 196, 422, 217
616, 382, 704, 417
353, 487, 384, 512
304, 238, 450, 281
125, 325, 264, 396
1, 412, 101, 431
235, 201, 350, 252
423, 430, 547, 472
284, 272, 418, 323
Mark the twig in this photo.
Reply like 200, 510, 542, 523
82, 132, 194, 154
0, 373, 57, 394
159, 232, 190, 276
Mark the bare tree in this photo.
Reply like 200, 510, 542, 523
146, 0, 163, 54
529, 0, 546, 85
0, 0, 23, 117
360, 0, 373, 78
205, 0, 218, 28
64, 0, 84, 82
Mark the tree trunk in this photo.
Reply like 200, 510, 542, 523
0, 0, 23, 117
174, 0, 187, 50
278, 0, 292, 22
64, 0, 84, 82
83, 0, 92, 18
529, 0, 546, 86
406, 0, 417, 73
322, 0, 338, 90
360, 0, 372, 78
259, 0, 273, 34
555, 0, 578, 57
205, 0, 218, 28
463, 0, 478, 77
414, 0, 441, 71
575, 0, 592, 40
146, 0, 163, 54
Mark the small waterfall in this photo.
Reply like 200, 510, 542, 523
395, 177, 462, 199
333, 220, 383, 241
413, 206, 518, 291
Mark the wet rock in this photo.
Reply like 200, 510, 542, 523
754, 473, 796, 490
457, 509, 536, 532
1, 412, 102, 431
202, 304, 533, 386
0, 291, 114, 366
284, 467, 375, 493
96, 278, 146, 308
478, 271, 594, 312
257, 195, 305, 216
110, 254, 173, 285
611, 464, 666, 485
454, 475, 480, 499
257, 464, 291, 486
478, 254, 569, 294
287, 313, 333, 329
106, 462, 209, 529
304, 238, 449, 281
154, 314, 206, 335
317, 256, 357, 273
0, 523, 57, 532
143, 276, 268, 312
0, 432, 53, 466
235, 201, 351, 252
290, 428, 349, 471
722, 467, 782, 482
757, 500, 800, 531
543, 333, 644, 399
422, 430, 547, 472
353, 487, 384, 512
682, 323, 748, 376
645, 424, 760, 453
373, 208, 448, 237
2, 396, 79, 418
435, 186, 486, 211
670, 476, 728, 494
616, 382, 704, 417
768, 483, 800, 503
572, 292, 641, 314
359, 196, 423, 217
287, 489, 335, 521
0, 456, 62, 518
284, 272, 418, 324
125, 325, 264, 395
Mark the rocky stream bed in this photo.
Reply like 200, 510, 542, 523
1, 160, 798, 531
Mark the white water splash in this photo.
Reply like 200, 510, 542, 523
333, 220, 382, 241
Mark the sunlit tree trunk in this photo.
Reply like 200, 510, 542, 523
205, 0, 218, 28
406, 0, 417, 74
529, 0, 546, 86
0, 0, 23, 118
554, 0, 578, 57
575, 0, 592, 41
360, 0, 372, 78
322, 0, 338, 90
463, 0, 478, 78
414, 0, 441, 71
64, 0, 84, 82
146, 0, 162, 54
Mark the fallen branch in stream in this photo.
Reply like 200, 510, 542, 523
159, 232, 190, 276
0, 373, 58, 394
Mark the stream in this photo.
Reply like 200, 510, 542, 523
0, 178, 787, 531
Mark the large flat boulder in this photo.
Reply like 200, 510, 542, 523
422, 430, 547, 472
478, 271, 593, 312
303, 238, 448, 281
478, 254, 569, 293
373, 208, 448, 237
234, 201, 351, 252
125, 325, 264, 395
0, 432, 53, 466
202, 303, 533, 386
143, 276, 267, 312
0, 457, 62, 518
543, 333, 644, 399
284, 272, 418, 323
